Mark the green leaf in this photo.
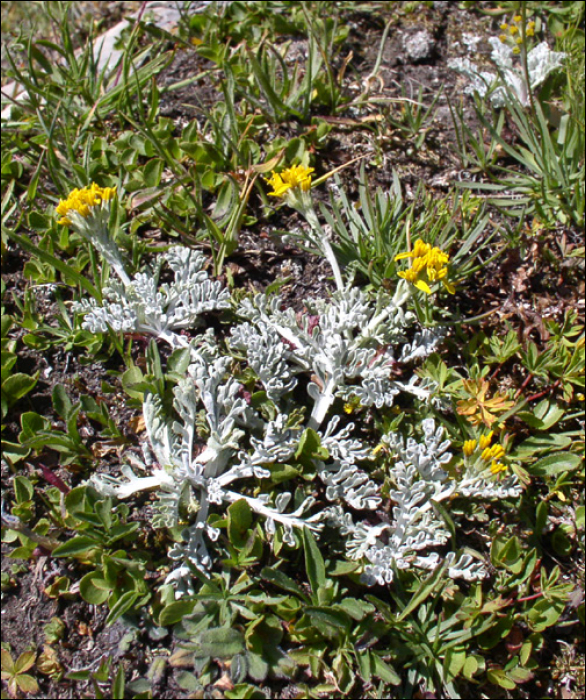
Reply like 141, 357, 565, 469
295, 428, 328, 463
13, 476, 33, 503
397, 562, 447, 621
121, 366, 146, 400
260, 567, 309, 602
306, 607, 351, 637
246, 652, 269, 682
513, 433, 572, 458
52, 384, 73, 420
527, 599, 564, 632
462, 656, 479, 680
443, 647, 466, 681
227, 499, 253, 549
302, 527, 326, 601
528, 452, 582, 476
1, 649, 15, 674
576, 506, 585, 531
2, 372, 39, 405
143, 158, 164, 188
225, 683, 267, 699
487, 668, 516, 690
19, 412, 50, 440
15, 674, 39, 694
9, 233, 99, 299
14, 651, 36, 674
66, 669, 92, 681
79, 572, 111, 605
518, 402, 565, 430
193, 627, 245, 659
158, 601, 196, 627
112, 663, 125, 700
53, 535, 101, 558
371, 654, 401, 685
336, 598, 375, 621
106, 590, 140, 626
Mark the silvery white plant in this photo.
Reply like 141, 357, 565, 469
87, 271, 447, 592
324, 418, 515, 586
232, 282, 441, 429
57, 179, 523, 596
73, 247, 230, 349
449, 39, 566, 108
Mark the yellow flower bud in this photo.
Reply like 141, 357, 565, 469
478, 432, 493, 450
463, 439, 477, 457
490, 461, 508, 475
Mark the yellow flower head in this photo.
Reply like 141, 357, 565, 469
463, 439, 477, 457
512, 46, 521, 54
513, 15, 522, 23
56, 183, 116, 225
481, 444, 505, 462
526, 21, 535, 37
266, 165, 315, 198
394, 239, 455, 294
509, 24, 519, 35
478, 431, 494, 450
490, 461, 508, 475
499, 34, 508, 43
500, 23, 509, 31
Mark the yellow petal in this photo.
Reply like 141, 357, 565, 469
414, 279, 432, 294
394, 251, 415, 261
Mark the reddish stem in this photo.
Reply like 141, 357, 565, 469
514, 373, 534, 400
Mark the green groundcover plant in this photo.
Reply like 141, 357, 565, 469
1, 2, 584, 699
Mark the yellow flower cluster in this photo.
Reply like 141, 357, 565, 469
56, 183, 116, 225
266, 165, 315, 198
463, 430, 509, 477
394, 239, 455, 294
499, 15, 536, 53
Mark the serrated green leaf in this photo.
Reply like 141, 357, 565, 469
14, 651, 36, 674
1, 649, 15, 675
15, 674, 39, 694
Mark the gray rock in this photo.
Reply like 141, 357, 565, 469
402, 29, 435, 62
